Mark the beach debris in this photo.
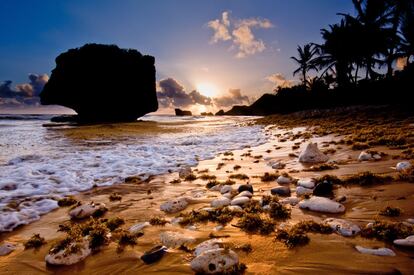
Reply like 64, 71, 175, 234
312, 181, 333, 197
270, 186, 291, 196
0, 243, 15, 256
231, 196, 250, 206
297, 178, 315, 189
45, 238, 91, 265
220, 185, 233, 194
355, 246, 395, 256
296, 186, 313, 196
361, 220, 414, 242
129, 222, 150, 234
109, 192, 122, 201
393, 235, 414, 247
280, 197, 300, 206
149, 217, 168, 226
69, 202, 107, 219
358, 151, 373, 161
178, 166, 192, 178
396, 161, 412, 172
237, 213, 276, 234
379, 206, 402, 217
324, 218, 360, 237
299, 196, 345, 213
160, 231, 195, 248
268, 202, 291, 220
194, 239, 224, 257
276, 175, 292, 185
190, 247, 239, 274
57, 197, 78, 207
235, 191, 253, 198
238, 184, 253, 194
270, 161, 286, 169
24, 234, 46, 249
160, 197, 190, 213
141, 245, 168, 264
211, 197, 231, 208
298, 143, 329, 163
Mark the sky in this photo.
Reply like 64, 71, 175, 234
0, 0, 355, 114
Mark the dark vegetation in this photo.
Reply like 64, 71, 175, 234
226, 0, 414, 115
24, 234, 46, 249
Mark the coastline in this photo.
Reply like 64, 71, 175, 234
1, 109, 414, 274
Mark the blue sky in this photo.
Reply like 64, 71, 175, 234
0, 0, 355, 111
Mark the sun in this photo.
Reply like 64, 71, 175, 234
196, 82, 219, 97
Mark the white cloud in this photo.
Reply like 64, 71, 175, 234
207, 12, 273, 58
266, 73, 295, 88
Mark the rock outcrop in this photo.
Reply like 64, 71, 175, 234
175, 108, 192, 116
40, 44, 158, 122
298, 143, 329, 163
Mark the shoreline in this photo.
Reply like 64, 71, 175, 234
1, 109, 414, 274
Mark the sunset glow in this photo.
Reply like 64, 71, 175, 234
196, 82, 219, 97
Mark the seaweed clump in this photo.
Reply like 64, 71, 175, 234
184, 173, 197, 181
379, 206, 402, 217
260, 172, 279, 182
105, 217, 125, 231
24, 234, 46, 249
149, 217, 168, 226
304, 163, 338, 171
109, 192, 122, 201
229, 174, 249, 180
57, 197, 79, 207
342, 171, 393, 186
236, 213, 275, 235
178, 207, 236, 226
361, 220, 414, 242
268, 202, 291, 220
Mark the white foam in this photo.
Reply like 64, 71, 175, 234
0, 115, 266, 232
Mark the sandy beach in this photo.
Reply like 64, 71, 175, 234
1, 108, 413, 274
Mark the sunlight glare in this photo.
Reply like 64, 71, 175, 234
196, 82, 219, 97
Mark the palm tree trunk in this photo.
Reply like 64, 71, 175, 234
354, 64, 359, 84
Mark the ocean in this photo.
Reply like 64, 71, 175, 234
0, 114, 266, 232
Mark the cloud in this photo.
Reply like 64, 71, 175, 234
214, 89, 250, 107
0, 74, 49, 107
266, 73, 295, 88
207, 12, 273, 58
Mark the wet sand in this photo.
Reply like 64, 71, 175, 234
1, 125, 414, 274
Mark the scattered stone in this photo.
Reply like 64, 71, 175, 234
214, 225, 224, 231
194, 239, 224, 257
179, 166, 192, 178
231, 197, 250, 206
270, 186, 291, 196
299, 196, 345, 213
297, 179, 315, 189
396, 161, 412, 172
280, 197, 300, 206
238, 184, 253, 194
276, 176, 292, 185
160, 231, 195, 248
211, 197, 231, 208
69, 202, 107, 219
0, 243, 15, 256
220, 185, 233, 194
160, 197, 189, 213
222, 192, 234, 199
235, 191, 253, 198
406, 218, 414, 224
313, 181, 333, 197
190, 248, 239, 274
324, 218, 360, 237
298, 143, 329, 163
45, 239, 91, 265
270, 161, 286, 169
141, 245, 168, 264
296, 186, 313, 196
209, 185, 222, 192
393, 235, 414, 247
228, 205, 243, 212
358, 151, 373, 161
355, 246, 395, 256
129, 222, 151, 234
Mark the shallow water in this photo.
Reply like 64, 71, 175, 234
0, 114, 266, 232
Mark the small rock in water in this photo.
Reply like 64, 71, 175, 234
231, 196, 250, 206
179, 166, 192, 178
194, 239, 224, 257
220, 185, 233, 194
160, 231, 195, 248
299, 196, 345, 213
238, 184, 253, 194
270, 186, 291, 196
160, 197, 189, 213
393, 235, 414, 247
69, 202, 107, 219
355, 246, 395, 256
45, 239, 91, 265
270, 161, 286, 169
141, 245, 168, 264
280, 197, 300, 206
297, 179, 315, 189
296, 186, 313, 196
0, 243, 15, 256
235, 191, 253, 198
324, 218, 360, 237
191, 248, 239, 274
372, 154, 382, 160
313, 181, 333, 197
211, 197, 231, 208
276, 175, 292, 185
396, 161, 412, 172
129, 222, 151, 234
358, 151, 373, 161
298, 143, 329, 163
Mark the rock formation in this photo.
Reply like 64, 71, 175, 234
40, 44, 158, 122
175, 108, 192, 116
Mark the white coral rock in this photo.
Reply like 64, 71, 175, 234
298, 143, 329, 163
299, 196, 345, 213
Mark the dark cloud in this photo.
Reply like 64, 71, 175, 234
0, 74, 49, 108
213, 88, 250, 107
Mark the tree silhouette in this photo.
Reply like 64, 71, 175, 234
291, 44, 318, 89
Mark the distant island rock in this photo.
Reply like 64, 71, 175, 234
215, 109, 225, 116
40, 43, 158, 122
175, 108, 192, 116
200, 112, 213, 116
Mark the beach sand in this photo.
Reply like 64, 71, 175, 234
1, 117, 414, 274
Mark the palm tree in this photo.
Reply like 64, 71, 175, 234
399, 1, 414, 65
291, 44, 318, 88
